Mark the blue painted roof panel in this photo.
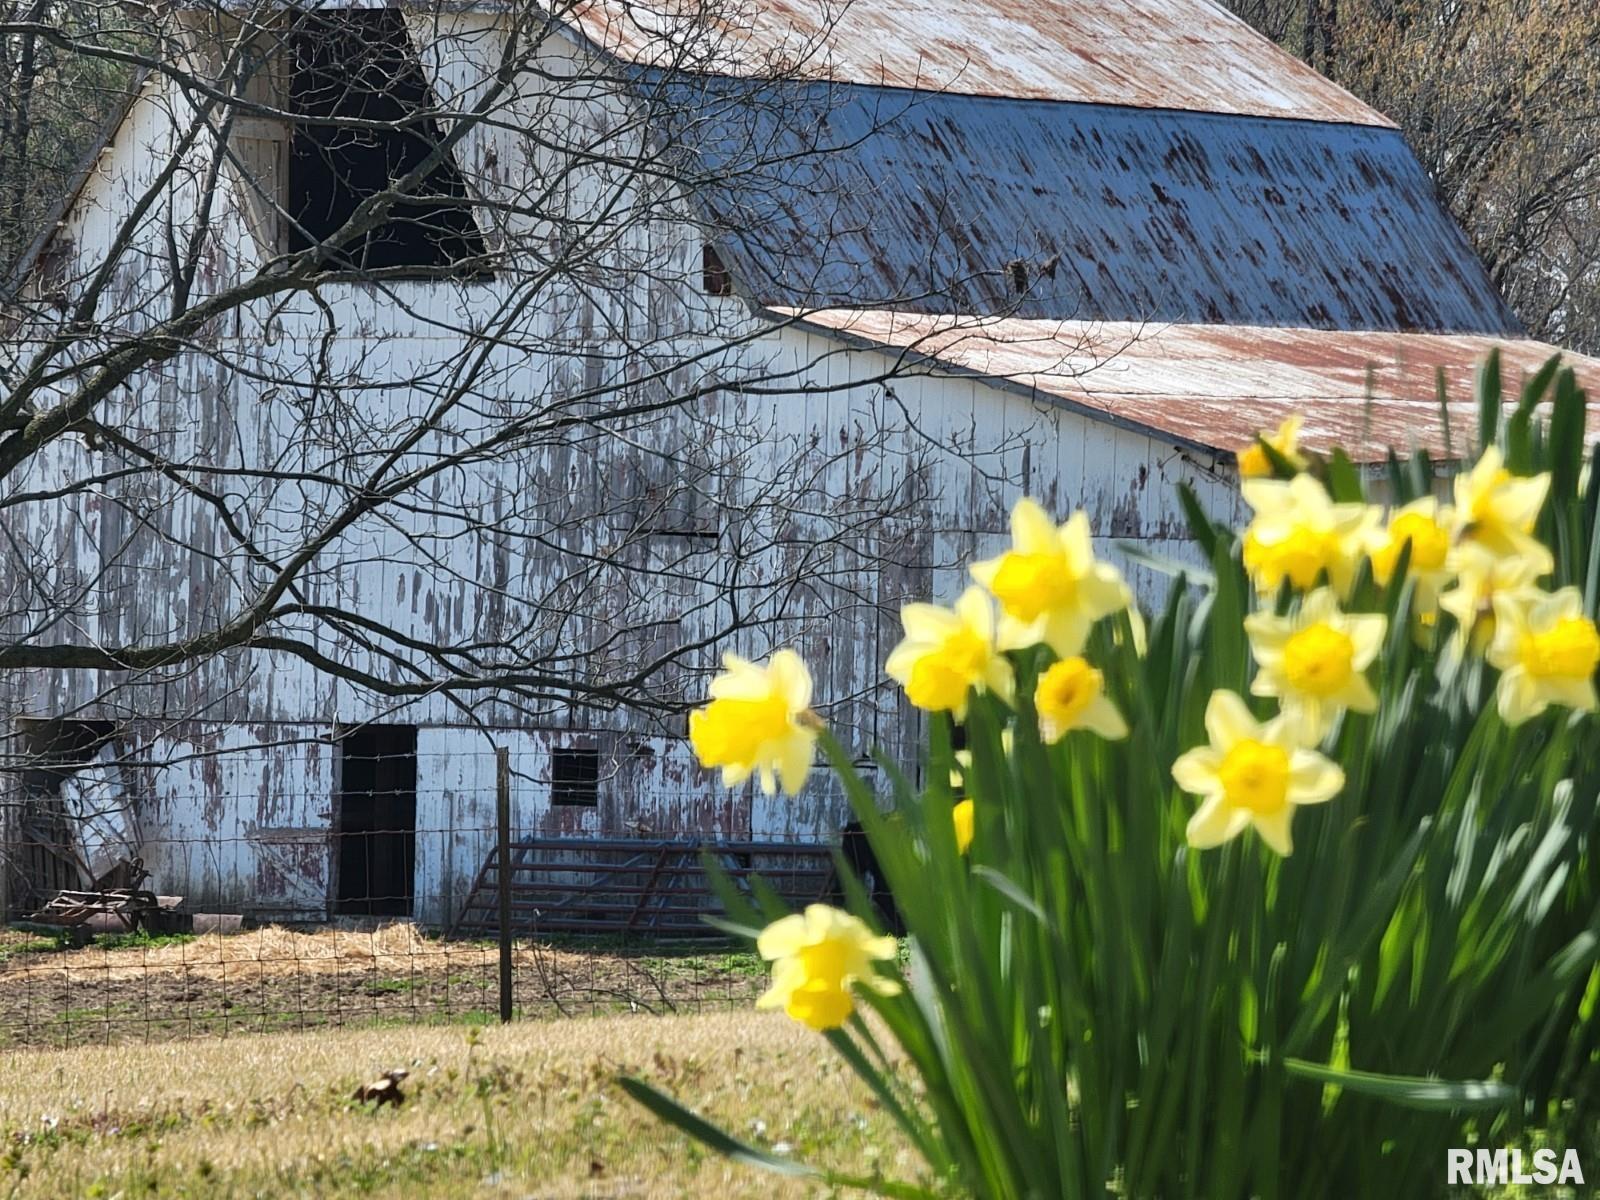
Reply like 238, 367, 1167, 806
653, 80, 1519, 334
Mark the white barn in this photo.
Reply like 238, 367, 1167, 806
2, 0, 1596, 925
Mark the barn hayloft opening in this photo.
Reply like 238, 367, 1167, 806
335, 724, 417, 917
228, 9, 489, 275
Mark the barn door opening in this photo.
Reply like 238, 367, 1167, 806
10, 719, 120, 911
335, 725, 417, 917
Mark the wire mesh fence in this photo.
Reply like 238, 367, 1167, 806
0, 734, 847, 1048
0, 921, 779, 1048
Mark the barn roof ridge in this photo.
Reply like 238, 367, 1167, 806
557, 0, 1392, 127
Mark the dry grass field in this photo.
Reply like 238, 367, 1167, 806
0, 1008, 913, 1197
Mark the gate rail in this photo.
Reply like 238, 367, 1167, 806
448, 836, 836, 939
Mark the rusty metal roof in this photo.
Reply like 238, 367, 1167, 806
570, 0, 1388, 124
778, 308, 1600, 463
658, 80, 1517, 333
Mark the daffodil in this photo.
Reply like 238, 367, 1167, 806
885, 587, 1015, 718
755, 904, 900, 1030
970, 498, 1131, 657
1367, 497, 1456, 613
1438, 541, 1550, 655
1237, 414, 1308, 478
952, 799, 975, 855
1171, 690, 1345, 856
689, 650, 818, 795
1452, 446, 1551, 560
1241, 475, 1377, 596
1486, 586, 1600, 725
1034, 657, 1128, 742
1244, 589, 1385, 740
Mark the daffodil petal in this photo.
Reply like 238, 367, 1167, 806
1187, 796, 1250, 849
1204, 690, 1260, 750
756, 914, 808, 960
1251, 807, 1296, 856
778, 731, 816, 795
1171, 747, 1223, 795
1082, 695, 1129, 740
1287, 751, 1344, 804
900, 603, 960, 643
768, 649, 814, 711
1010, 497, 1058, 553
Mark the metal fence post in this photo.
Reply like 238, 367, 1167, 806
496, 746, 513, 1023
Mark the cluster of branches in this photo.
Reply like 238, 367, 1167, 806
0, 0, 1073, 786
1227, 0, 1600, 353
0, 0, 143, 269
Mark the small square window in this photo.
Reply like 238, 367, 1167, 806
551, 748, 600, 806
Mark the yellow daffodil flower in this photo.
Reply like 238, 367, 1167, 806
1438, 541, 1550, 655
1244, 588, 1385, 741
1237, 414, 1308, 479
885, 587, 1015, 718
1367, 497, 1456, 613
1034, 657, 1128, 743
1452, 446, 1552, 560
971, 498, 1131, 657
1171, 690, 1345, 856
1486, 586, 1600, 726
755, 904, 900, 1030
689, 650, 819, 795
952, 798, 975, 854
1241, 475, 1377, 596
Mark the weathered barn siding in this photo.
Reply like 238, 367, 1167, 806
2, 302, 1221, 922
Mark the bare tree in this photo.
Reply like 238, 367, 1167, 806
1225, 0, 1600, 352
0, 0, 1098, 853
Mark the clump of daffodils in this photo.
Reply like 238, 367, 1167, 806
687, 432, 1598, 1032
637, 386, 1600, 1200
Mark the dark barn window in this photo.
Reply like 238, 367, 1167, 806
701, 244, 733, 296
551, 748, 600, 807
336, 724, 418, 917
287, 10, 488, 274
